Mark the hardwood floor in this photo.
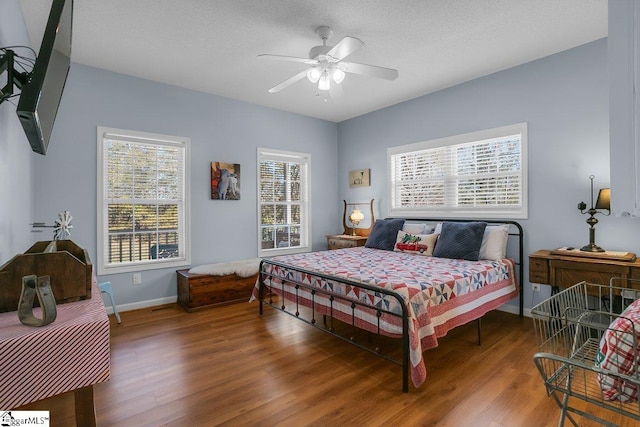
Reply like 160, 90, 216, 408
20, 302, 634, 426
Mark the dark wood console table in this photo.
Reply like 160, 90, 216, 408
529, 249, 640, 290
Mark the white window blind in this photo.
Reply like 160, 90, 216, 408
257, 148, 310, 257
388, 123, 527, 219
97, 126, 190, 274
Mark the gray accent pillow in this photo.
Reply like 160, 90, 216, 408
432, 221, 488, 261
364, 218, 406, 251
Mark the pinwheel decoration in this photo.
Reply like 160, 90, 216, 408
53, 210, 73, 240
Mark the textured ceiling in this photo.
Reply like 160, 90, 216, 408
19, 0, 608, 122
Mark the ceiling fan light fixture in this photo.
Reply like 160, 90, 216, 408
318, 71, 331, 91
260, 25, 398, 95
330, 68, 345, 84
307, 67, 321, 83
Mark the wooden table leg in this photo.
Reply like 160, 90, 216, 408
74, 385, 96, 427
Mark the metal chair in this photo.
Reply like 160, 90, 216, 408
99, 281, 121, 323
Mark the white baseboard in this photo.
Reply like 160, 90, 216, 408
103, 296, 177, 315
497, 302, 532, 318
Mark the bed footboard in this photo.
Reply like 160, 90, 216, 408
257, 259, 411, 392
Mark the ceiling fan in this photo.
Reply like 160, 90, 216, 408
259, 26, 399, 94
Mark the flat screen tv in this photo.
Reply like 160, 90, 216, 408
16, 0, 73, 155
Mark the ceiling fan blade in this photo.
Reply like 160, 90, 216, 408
341, 61, 399, 81
258, 54, 318, 65
326, 36, 364, 62
267, 69, 309, 93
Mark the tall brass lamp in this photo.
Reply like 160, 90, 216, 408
577, 175, 610, 252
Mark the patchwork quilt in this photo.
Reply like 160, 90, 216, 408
253, 247, 518, 388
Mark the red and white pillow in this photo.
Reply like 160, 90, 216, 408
393, 230, 438, 256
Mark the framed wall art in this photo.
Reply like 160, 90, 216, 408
349, 168, 370, 188
211, 161, 240, 200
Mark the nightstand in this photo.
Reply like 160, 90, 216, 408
327, 234, 367, 250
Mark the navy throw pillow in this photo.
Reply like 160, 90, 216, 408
365, 218, 406, 251
432, 221, 487, 261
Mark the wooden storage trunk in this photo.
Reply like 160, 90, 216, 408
177, 269, 258, 312
0, 240, 92, 313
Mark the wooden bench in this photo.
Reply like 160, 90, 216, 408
176, 269, 258, 312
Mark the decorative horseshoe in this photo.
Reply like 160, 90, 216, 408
18, 275, 57, 327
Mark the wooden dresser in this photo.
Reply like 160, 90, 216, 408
326, 234, 367, 250
177, 270, 258, 312
529, 249, 640, 289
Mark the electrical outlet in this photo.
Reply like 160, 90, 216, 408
133, 273, 142, 285
532, 283, 540, 292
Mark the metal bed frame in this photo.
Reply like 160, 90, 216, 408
257, 219, 523, 392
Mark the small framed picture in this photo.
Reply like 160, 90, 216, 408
211, 161, 240, 200
349, 169, 370, 188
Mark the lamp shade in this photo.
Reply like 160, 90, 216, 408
330, 68, 345, 84
349, 208, 364, 224
318, 71, 330, 91
595, 188, 611, 210
307, 67, 321, 83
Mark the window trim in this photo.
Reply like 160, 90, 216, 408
257, 147, 311, 257
96, 126, 191, 275
387, 123, 528, 219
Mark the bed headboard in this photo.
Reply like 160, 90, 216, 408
391, 218, 524, 317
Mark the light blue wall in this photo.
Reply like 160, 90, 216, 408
5, 1, 638, 314
337, 39, 640, 313
29, 64, 338, 307
0, 0, 35, 263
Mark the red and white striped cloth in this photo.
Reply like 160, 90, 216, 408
0, 281, 110, 409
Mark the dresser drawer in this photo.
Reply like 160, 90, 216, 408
326, 235, 367, 250
328, 238, 357, 249
529, 257, 549, 284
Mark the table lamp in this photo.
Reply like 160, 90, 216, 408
349, 208, 365, 236
577, 175, 610, 252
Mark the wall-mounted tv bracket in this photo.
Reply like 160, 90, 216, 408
0, 49, 31, 104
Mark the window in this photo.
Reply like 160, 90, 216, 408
257, 147, 310, 257
97, 126, 190, 274
388, 123, 527, 219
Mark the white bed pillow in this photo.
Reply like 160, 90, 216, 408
402, 223, 427, 234
394, 230, 438, 256
479, 225, 509, 260
402, 222, 435, 234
